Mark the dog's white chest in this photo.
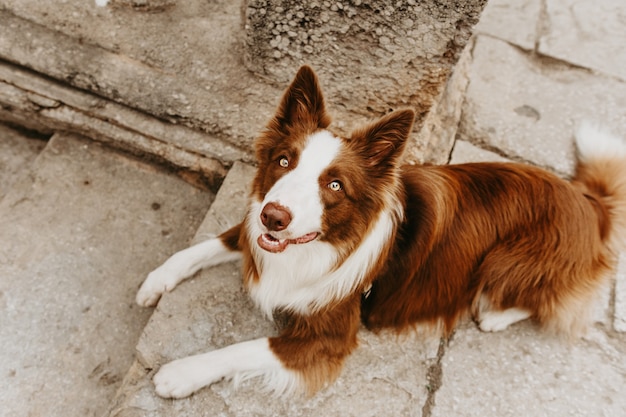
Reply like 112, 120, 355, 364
248, 241, 339, 316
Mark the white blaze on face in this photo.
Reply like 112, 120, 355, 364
248, 130, 401, 316
259, 131, 343, 240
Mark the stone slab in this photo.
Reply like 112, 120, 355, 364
0, 2, 279, 153
459, 35, 626, 176
0, 123, 47, 201
474, 0, 542, 51
539, 0, 626, 81
475, 0, 626, 83
432, 322, 626, 417
0, 133, 214, 417
108, 162, 440, 417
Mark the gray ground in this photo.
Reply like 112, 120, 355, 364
0, 131, 214, 416
0, 0, 625, 416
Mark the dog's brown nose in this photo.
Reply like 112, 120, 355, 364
260, 202, 292, 231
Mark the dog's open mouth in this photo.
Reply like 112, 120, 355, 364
257, 232, 319, 253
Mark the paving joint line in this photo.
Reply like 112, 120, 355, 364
421, 336, 447, 417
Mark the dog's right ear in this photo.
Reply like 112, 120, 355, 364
267, 65, 331, 134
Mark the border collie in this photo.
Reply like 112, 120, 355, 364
136, 65, 626, 399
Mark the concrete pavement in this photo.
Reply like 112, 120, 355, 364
0, 132, 214, 417
108, 1, 626, 416
0, 0, 625, 416
0, 124, 46, 200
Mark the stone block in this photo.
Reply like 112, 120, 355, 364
0, 133, 213, 417
106, 0, 176, 12
459, 36, 626, 176
474, 0, 542, 50
244, 0, 488, 130
134, 162, 257, 369
433, 323, 626, 417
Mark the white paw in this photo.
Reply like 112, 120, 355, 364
479, 312, 512, 332
153, 356, 219, 399
136, 266, 180, 307
478, 308, 531, 332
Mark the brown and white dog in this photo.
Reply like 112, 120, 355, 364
136, 66, 626, 399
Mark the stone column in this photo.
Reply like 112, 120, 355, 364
244, 0, 487, 163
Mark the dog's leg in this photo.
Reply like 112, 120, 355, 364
153, 295, 363, 398
136, 224, 243, 307
153, 338, 297, 399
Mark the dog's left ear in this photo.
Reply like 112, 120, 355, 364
268, 65, 331, 134
351, 109, 415, 168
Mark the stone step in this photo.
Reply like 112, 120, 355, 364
0, 133, 214, 417
106, 161, 441, 417
0, 1, 276, 170
0, 0, 479, 172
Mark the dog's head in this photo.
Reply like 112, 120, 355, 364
250, 66, 414, 256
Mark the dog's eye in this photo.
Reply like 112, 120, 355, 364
279, 157, 289, 168
328, 180, 343, 191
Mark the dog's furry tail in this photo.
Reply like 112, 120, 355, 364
574, 122, 626, 252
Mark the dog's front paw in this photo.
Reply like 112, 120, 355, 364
153, 356, 218, 399
136, 266, 180, 307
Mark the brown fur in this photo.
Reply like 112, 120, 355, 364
269, 294, 361, 394
362, 163, 613, 336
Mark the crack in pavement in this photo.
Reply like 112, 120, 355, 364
421, 336, 447, 417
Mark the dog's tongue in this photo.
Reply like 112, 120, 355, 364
257, 234, 289, 253
257, 232, 318, 253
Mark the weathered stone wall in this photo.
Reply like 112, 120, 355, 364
244, 0, 487, 136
